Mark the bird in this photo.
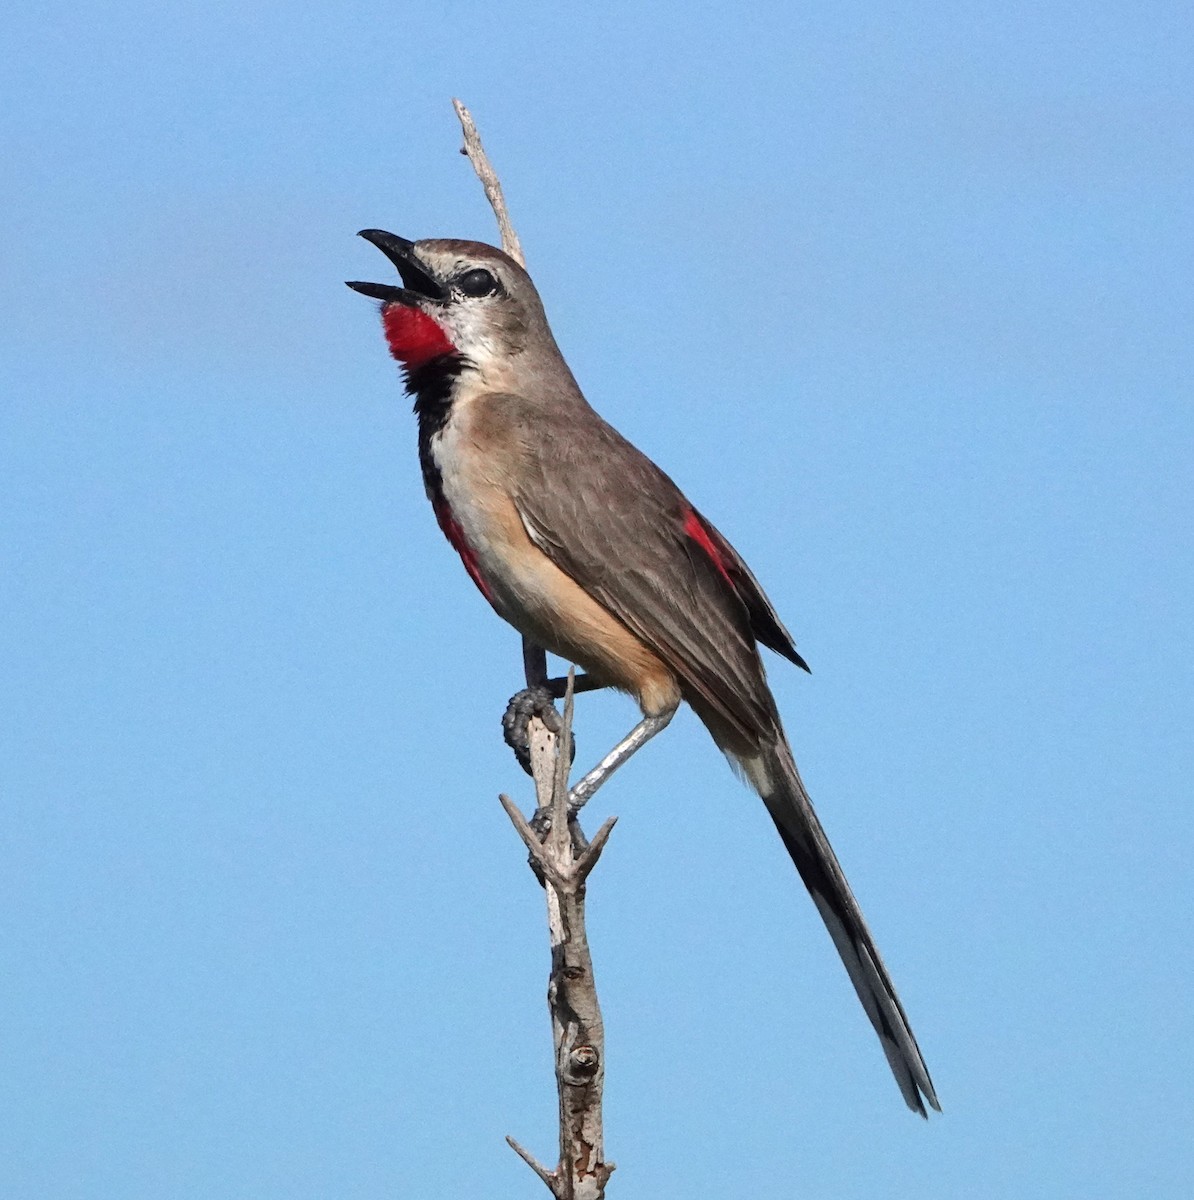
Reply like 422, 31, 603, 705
347, 230, 939, 1116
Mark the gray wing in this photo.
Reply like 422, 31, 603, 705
508, 401, 787, 749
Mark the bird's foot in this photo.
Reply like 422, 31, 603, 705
528, 806, 590, 860
502, 685, 576, 777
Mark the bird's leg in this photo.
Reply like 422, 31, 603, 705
544, 672, 603, 699
569, 701, 678, 812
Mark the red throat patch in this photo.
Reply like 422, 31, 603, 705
381, 304, 455, 368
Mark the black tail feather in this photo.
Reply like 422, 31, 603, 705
740, 741, 940, 1116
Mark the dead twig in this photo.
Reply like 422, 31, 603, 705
452, 98, 526, 268
498, 674, 615, 1199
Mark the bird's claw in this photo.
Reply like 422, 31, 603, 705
529, 805, 589, 853
503, 685, 572, 776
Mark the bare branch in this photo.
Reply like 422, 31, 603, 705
498, 793, 547, 860
452, 98, 526, 268
575, 816, 618, 881
552, 675, 576, 813
506, 1136, 557, 1191
546, 673, 575, 864
497, 666, 615, 1198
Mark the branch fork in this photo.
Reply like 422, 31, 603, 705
498, 675, 616, 1200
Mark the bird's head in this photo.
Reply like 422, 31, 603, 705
347, 231, 549, 378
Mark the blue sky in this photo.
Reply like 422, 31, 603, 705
2, 1, 1192, 1196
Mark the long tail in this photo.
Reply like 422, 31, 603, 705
740, 737, 940, 1116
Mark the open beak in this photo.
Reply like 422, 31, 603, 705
346, 229, 447, 304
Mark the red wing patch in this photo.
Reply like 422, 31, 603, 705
432, 496, 494, 603
684, 505, 809, 671
382, 305, 455, 369
683, 507, 735, 588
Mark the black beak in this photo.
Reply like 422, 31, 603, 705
346, 229, 447, 303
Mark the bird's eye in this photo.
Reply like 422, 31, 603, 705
457, 267, 498, 297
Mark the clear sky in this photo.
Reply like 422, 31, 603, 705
2, 1, 1191, 1196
